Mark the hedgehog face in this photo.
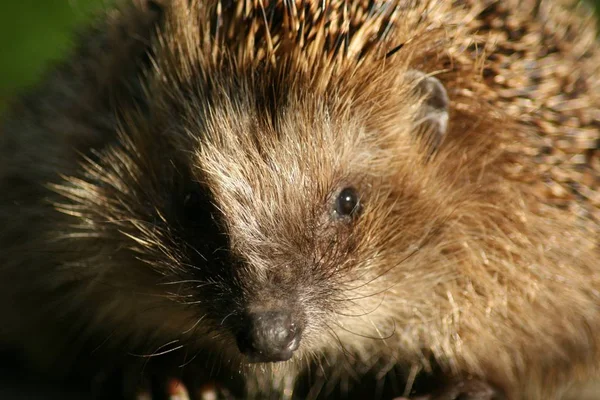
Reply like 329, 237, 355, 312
51, 62, 452, 366
52, 0, 462, 365
165, 70, 452, 363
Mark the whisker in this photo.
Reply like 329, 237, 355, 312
333, 291, 387, 318
179, 349, 200, 369
129, 340, 184, 358
220, 311, 237, 325
329, 320, 395, 341
324, 323, 356, 363
182, 314, 207, 335
91, 328, 117, 354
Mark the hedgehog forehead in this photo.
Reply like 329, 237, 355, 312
195, 104, 360, 215
187, 67, 418, 221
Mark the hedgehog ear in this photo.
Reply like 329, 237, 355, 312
406, 70, 449, 154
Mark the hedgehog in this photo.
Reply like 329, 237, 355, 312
0, 0, 599, 399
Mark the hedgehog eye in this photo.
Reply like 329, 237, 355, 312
184, 191, 200, 208
183, 189, 204, 222
334, 187, 361, 218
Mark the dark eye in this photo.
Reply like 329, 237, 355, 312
183, 189, 206, 223
335, 187, 361, 218
184, 190, 201, 209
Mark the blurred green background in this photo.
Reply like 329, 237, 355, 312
0, 0, 113, 109
0, 0, 600, 111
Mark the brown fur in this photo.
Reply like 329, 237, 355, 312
0, 1, 599, 399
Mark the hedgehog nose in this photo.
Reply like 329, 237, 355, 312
236, 311, 302, 363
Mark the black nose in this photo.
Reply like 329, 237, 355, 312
236, 311, 302, 363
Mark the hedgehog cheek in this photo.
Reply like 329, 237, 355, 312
407, 69, 450, 155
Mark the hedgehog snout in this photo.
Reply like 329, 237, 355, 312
236, 310, 303, 363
